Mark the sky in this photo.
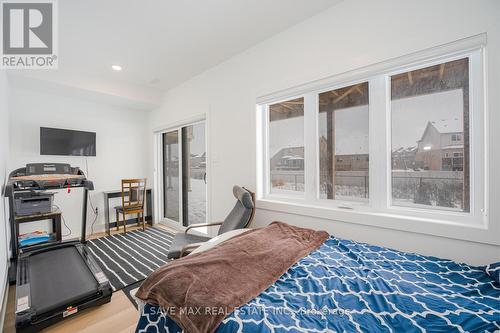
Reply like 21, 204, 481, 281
269, 88, 464, 157
188, 123, 206, 156
164, 122, 206, 160
319, 105, 369, 155
269, 105, 370, 157
184, 123, 206, 155
391, 89, 463, 149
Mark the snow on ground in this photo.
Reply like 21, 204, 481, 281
164, 177, 206, 225
187, 178, 206, 224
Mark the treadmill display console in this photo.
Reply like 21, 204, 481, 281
6, 163, 93, 194
42, 165, 56, 173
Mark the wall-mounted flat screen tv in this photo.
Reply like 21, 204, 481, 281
40, 127, 96, 156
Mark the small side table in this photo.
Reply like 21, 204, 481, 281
14, 209, 62, 253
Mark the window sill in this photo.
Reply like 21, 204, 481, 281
256, 198, 498, 246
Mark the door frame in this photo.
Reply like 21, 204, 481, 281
153, 113, 211, 230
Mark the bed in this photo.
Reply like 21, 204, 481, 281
135, 233, 500, 332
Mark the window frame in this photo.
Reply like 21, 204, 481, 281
385, 51, 485, 224
315, 79, 371, 206
263, 95, 307, 200
256, 34, 489, 242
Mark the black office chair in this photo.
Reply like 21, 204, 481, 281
167, 186, 255, 259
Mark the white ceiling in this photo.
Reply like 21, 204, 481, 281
8, 0, 338, 110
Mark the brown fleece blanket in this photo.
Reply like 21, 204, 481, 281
135, 221, 328, 333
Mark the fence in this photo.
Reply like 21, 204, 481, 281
392, 171, 464, 209
270, 170, 464, 209
270, 170, 305, 191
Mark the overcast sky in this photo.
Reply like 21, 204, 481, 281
319, 105, 369, 155
269, 116, 304, 156
392, 89, 463, 149
269, 105, 370, 156
187, 122, 205, 155
268, 89, 464, 157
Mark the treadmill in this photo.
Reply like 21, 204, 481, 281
5, 163, 112, 333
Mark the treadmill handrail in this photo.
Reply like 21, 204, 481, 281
18, 240, 81, 256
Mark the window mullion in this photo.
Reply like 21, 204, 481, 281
369, 76, 390, 210
304, 93, 318, 202
469, 50, 485, 220
256, 104, 267, 199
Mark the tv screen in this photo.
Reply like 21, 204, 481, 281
40, 127, 96, 156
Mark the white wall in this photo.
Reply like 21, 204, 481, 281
8, 86, 150, 240
0, 72, 10, 317
150, 0, 500, 265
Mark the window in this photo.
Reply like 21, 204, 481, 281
318, 82, 369, 201
391, 58, 469, 211
268, 98, 304, 194
258, 38, 485, 232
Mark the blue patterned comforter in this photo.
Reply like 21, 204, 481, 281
136, 236, 500, 332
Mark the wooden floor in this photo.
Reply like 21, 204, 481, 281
3, 224, 178, 333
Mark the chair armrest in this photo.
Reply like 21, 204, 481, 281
180, 242, 206, 257
185, 221, 223, 234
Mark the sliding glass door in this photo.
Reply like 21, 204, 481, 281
162, 121, 207, 228
182, 123, 207, 226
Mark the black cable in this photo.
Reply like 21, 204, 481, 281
52, 204, 72, 237
61, 215, 71, 237
88, 192, 95, 210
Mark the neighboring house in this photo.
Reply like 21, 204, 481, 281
335, 154, 369, 171
275, 119, 464, 173
190, 152, 206, 168
271, 147, 305, 170
392, 146, 422, 170
415, 118, 464, 171
272, 136, 369, 173
319, 135, 369, 172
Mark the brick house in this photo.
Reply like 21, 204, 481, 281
415, 118, 464, 171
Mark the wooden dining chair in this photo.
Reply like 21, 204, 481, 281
114, 178, 147, 233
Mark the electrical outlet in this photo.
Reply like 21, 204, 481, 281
95, 207, 98, 214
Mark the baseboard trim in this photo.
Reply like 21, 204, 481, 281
108, 216, 153, 229
0, 266, 9, 332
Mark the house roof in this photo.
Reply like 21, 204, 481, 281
429, 118, 462, 134
282, 156, 304, 160
392, 146, 417, 153
272, 147, 304, 160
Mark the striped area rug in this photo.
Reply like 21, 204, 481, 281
86, 227, 175, 291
